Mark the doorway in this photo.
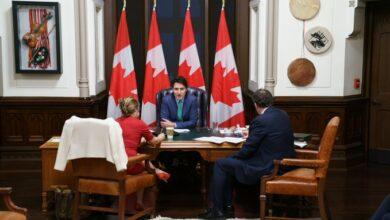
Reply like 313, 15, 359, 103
367, 1, 390, 164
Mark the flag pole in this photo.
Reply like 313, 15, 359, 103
122, 0, 127, 11
187, 0, 191, 10
221, 0, 225, 10
153, 0, 156, 11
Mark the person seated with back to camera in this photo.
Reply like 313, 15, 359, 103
199, 89, 296, 219
116, 97, 170, 211
371, 194, 390, 220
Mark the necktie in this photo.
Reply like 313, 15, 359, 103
177, 100, 183, 121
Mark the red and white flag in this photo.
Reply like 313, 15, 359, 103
107, 10, 138, 119
141, 8, 171, 126
210, 9, 245, 128
178, 8, 205, 90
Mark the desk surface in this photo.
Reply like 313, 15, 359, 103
41, 130, 244, 150
41, 131, 312, 150
158, 128, 243, 149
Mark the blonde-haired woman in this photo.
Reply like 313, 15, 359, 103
116, 97, 169, 211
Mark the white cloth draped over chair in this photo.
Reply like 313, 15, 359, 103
54, 116, 128, 172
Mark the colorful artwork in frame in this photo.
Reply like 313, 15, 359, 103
12, 1, 61, 74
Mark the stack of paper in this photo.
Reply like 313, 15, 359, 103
174, 129, 190, 133
194, 136, 244, 144
294, 141, 308, 148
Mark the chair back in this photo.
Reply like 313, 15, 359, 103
316, 116, 340, 178
72, 158, 127, 180
156, 87, 208, 127
54, 116, 128, 173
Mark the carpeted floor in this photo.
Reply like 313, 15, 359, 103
150, 216, 260, 220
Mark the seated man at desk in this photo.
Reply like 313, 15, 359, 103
158, 76, 201, 188
199, 89, 296, 219
160, 76, 198, 129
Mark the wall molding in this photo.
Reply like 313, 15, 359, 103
248, 0, 276, 93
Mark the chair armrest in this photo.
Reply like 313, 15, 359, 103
0, 187, 28, 215
260, 160, 281, 193
127, 154, 151, 167
280, 158, 326, 168
295, 149, 318, 159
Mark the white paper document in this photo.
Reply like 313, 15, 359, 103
294, 141, 307, 148
174, 129, 190, 133
194, 136, 244, 144
50, 137, 61, 143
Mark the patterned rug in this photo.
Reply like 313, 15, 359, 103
150, 216, 259, 220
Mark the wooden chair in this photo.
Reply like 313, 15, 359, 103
0, 187, 27, 220
72, 154, 157, 220
260, 116, 340, 220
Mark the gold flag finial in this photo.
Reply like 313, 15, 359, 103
222, 0, 225, 10
122, 0, 127, 11
187, 0, 191, 10
153, 0, 157, 11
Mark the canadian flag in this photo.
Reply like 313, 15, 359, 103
141, 9, 171, 126
210, 9, 245, 128
107, 10, 138, 119
178, 8, 205, 90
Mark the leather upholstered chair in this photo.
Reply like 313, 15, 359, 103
156, 87, 208, 127
0, 187, 27, 220
72, 154, 157, 220
260, 116, 340, 220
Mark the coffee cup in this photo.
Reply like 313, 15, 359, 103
166, 127, 174, 140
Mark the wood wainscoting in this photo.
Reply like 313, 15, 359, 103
0, 92, 107, 171
0, 92, 367, 171
243, 93, 368, 171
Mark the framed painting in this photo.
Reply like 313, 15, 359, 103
12, 1, 61, 74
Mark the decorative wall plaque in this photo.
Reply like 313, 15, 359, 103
304, 26, 333, 54
287, 58, 316, 87
289, 0, 320, 21
12, 1, 61, 74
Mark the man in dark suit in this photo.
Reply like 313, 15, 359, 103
158, 77, 201, 189
160, 76, 198, 129
199, 89, 296, 219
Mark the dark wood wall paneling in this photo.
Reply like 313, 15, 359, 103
0, 93, 108, 171
0, 93, 107, 147
277, 96, 368, 170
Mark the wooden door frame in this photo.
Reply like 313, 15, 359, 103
364, 1, 390, 164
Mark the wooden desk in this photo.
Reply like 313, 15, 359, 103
40, 137, 73, 212
139, 131, 243, 203
39, 133, 242, 211
140, 140, 242, 162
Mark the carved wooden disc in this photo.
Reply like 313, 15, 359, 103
304, 26, 333, 54
289, 0, 321, 21
287, 58, 316, 87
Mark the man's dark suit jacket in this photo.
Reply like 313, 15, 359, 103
160, 93, 198, 129
233, 106, 296, 185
